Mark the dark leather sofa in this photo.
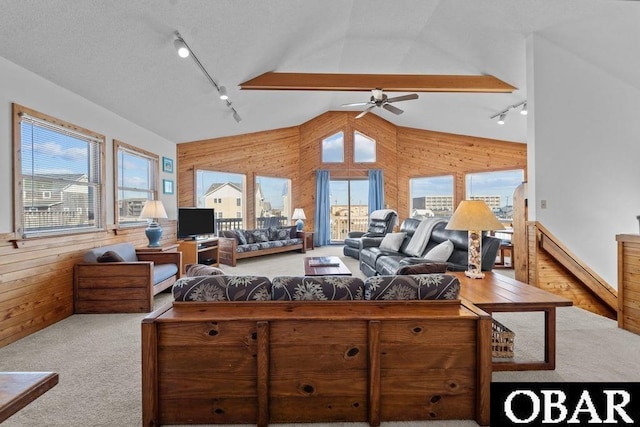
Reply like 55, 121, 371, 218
359, 218, 501, 277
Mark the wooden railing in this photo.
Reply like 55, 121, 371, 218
217, 216, 289, 232
535, 222, 617, 314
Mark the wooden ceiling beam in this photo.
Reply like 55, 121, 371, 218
240, 72, 516, 93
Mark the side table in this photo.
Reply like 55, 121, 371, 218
297, 231, 314, 250
136, 243, 179, 253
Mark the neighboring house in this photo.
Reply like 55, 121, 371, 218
23, 173, 88, 212
202, 182, 244, 220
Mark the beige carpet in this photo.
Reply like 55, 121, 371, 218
1, 245, 639, 427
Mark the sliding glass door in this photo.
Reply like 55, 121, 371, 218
329, 180, 369, 242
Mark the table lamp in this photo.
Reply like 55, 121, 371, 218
292, 208, 306, 231
139, 200, 168, 247
446, 200, 505, 279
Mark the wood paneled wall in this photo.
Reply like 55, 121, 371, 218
177, 127, 300, 226
0, 223, 176, 348
179, 111, 527, 231
396, 127, 527, 221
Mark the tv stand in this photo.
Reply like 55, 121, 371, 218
177, 237, 219, 275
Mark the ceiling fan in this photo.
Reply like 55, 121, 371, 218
341, 89, 419, 119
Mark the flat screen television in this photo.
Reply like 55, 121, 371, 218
177, 207, 216, 240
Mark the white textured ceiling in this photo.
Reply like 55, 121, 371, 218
0, 0, 638, 144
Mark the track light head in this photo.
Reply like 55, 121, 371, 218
520, 102, 528, 115
497, 113, 506, 125
219, 86, 228, 100
232, 109, 242, 123
174, 38, 189, 58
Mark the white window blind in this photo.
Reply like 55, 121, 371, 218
18, 112, 103, 236
116, 144, 157, 226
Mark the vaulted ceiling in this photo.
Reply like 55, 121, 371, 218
0, 0, 638, 144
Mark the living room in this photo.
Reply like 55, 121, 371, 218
1, 1, 640, 425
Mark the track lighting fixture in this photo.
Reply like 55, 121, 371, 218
520, 102, 528, 115
173, 31, 241, 123
219, 86, 228, 100
490, 100, 527, 125
173, 38, 189, 58
232, 109, 242, 123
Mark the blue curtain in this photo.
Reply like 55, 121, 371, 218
314, 170, 331, 247
368, 169, 384, 214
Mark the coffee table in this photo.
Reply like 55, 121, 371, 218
304, 256, 351, 276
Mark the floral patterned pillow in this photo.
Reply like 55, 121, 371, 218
172, 275, 271, 301
271, 276, 365, 300
364, 274, 460, 300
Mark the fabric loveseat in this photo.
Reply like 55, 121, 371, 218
343, 209, 398, 260
218, 225, 306, 266
359, 218, 501, 277
74, 242, 181, 313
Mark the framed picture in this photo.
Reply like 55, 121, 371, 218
163, 179, 174, 195
162, 157, 174, 173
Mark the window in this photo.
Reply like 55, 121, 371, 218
465, 169, 524, 221
255, 176, 291, 228
354, 131, 376, 162
322, 132, 344, 163
409, 176, 454, 218
114, 140, 159, 227
196, 170, 246, 230
329, 179, 369, 242
14, 104, 105, 237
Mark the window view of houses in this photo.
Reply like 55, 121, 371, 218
196, 170, 291, 231
20, 118, 101, 235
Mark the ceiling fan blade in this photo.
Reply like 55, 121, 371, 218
383, 103, 404, 115
355, 105, 375, 119
341, 101, 372, 107
386, 93, 419, 103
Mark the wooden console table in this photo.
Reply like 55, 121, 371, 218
456, 271, 572, 371
0, 372, 58, 423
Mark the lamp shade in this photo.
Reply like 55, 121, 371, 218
139, 200, 168, 221
291, 208, 306, 220
446, 200, 504, 231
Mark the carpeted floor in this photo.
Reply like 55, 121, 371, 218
1, 245, 639, 427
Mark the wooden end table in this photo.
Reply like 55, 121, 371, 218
456, 271, 572, 371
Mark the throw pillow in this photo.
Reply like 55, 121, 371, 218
423, 240, 454, 262
234, 229, 248, 245
97, 250, 124, 263
249, 229, 270, 243
185, 263, 224, 277
379, 232, 406, 252
396, 262, 448, 275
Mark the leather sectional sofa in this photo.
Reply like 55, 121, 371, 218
359, 218, 502, 277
